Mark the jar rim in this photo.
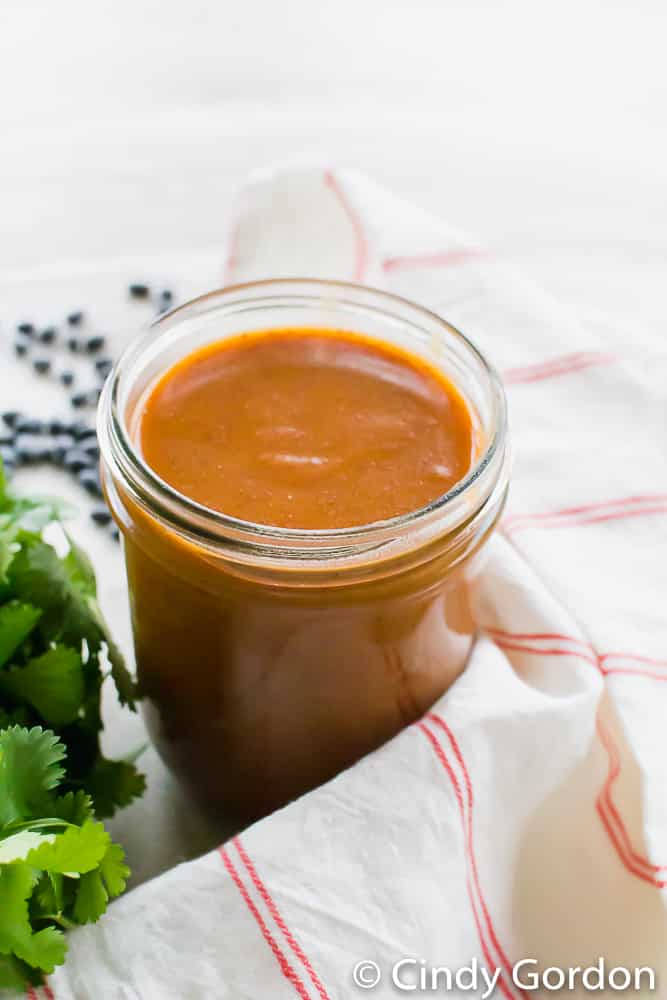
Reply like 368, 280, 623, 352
98, 278, 508, 557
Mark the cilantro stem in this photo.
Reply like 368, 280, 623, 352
40, 913, 77, 931
0, 818, 74, 839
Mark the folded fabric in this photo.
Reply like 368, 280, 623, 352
34, 165, 667, 999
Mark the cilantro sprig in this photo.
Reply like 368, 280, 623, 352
0, 726, 130, 989
0, 460, 144, 817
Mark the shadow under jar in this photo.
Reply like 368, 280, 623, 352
98, 280, 509, 824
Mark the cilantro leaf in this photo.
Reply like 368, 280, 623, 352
84, 756, 146, 818
8, 534, 137, 710
8, 537, 100, 652
62, 535, 97, 598
59, 537, 137, 707
0, 646, 85, 726
26, 820, 110, 875
0, 726, 133, 987
0, 469, 141, 984
0, 727, 65, 826
73, 840, 129, 924
98, 841, 129, 898
102, 631, 137, 709
0, 538, 14, 587
0, 952, 35, 991
0, 862, 67, 974
49, 790, 94, 826
73, 870, 109, 924
29, 871, 64, 923
0, 862, 36, 954
0, 473, 143, 817
0, 601, 42, 667
18, 926, 66, 976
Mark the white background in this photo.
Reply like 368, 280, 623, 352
1, 0, 666, 327
0, 0, 665, 884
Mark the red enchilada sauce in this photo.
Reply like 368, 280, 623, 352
139, 329, 474, 529
125, 328, 480, 821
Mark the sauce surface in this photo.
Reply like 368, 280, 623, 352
138, 328, 474, 530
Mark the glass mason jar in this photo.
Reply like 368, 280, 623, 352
98, 280, 509, 824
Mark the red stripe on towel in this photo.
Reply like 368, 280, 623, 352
489, 628, 667, 684
485, 628, 667, 883
233, 838, 331, 1000
418, 720, 523, 1000
492, 638, 600, 670
428, 714, 527, 997
600, 651, 667, 672
486, 628, 594, 652
504, 495, 667, 534
603, 666, 667, 682
596, 720, 666, 887
219, 846, 313, 1000
383, 249, 485, 271
503, 352, 617, 384
323, 170, 368, 282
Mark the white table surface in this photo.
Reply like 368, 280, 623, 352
0, 0, 665, 886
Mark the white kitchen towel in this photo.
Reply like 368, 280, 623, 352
36, 165, 667, 999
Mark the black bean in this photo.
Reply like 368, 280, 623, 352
33, 358, 51, 375
64, 448, 92, 474
69, 421, 94, 440
79, 467, 103, 498
2, 412, 20, 428
77, 434, 98, 450
111, 527, 120, 542
72, 389, 100, 408
15, 436, 51, 464
156, 290, 174, 315
81, 439, 99, 458
0, 432, 15, 446
38, 326, 57, 345
91, 507, 112, 526
50, 435, 74, 464
67, 310, 84, 326
47, 419, 69, 435
59, 371, 75, 387
16, 322, 34, 337
85, 336, 105, 354
67, 337, 82, 353
16, 417, 44, 434
129, 282, 150, 299
95, 358, 113, 379
14, 340, 29, 357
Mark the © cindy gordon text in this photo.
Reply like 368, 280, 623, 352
351, 956, 656, 994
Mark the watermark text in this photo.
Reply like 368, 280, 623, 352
351, 957, 656, 994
